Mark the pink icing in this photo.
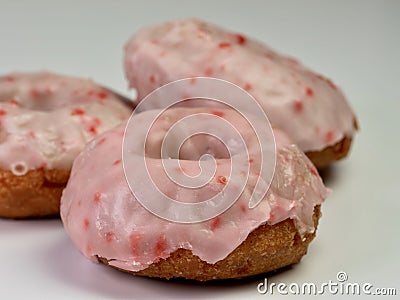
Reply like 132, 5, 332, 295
61, 107, 329, 272
124, 18, 356, 152
0, 72, 132, 174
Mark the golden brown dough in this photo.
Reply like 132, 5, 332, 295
306, 137, 352, 169
98, 206, 321, 281
0, 168, 70, 218
306, 117, 358, 169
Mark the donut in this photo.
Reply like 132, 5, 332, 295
124, 18, 358, 168
0, 72, 132, 218
61, 107, 329, 281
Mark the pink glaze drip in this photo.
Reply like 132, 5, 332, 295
0, 72, 132, 174
124, 18, 356, 152
61, 107, 329, 272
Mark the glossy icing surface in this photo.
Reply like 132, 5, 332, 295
61, 107, 329, 271
124, 18, 356, 152
0, 72, 131, 174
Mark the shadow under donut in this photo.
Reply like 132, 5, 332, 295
44, 232, 308, 299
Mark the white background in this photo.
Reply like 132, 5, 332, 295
1, 0, 399, 299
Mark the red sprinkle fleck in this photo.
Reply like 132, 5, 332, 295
0, 109, 7, 116
5, 76, 14, 82
244, 83, 252, 91
27, 131, 36, 138
205, 67, 213, 76
97, 91, 108, 99
105, 232, 114, 243
88, 126, 97, 135
235, 33, 247, 45
151, 38, 159, 44
154, 235, 167, 257
212, 111, 224, 117
305, 87, 314, 97
83, 218, 90, 230
149, 74, 156, 83
129, 232, 143, 257
210, 217, 221, 230
269, 212, 275, 223
113, 159, 121, 166
249, 158, 254, 163
240, 204, 247, 213
310, 167, 318, 176
6, 99, 19, 106
71, 108, 85, 116
294, 99, 303, 112
94, 192, 101, 204
218, 42, 231, 48
325, 131, 335, 144
217, 175, 227, 184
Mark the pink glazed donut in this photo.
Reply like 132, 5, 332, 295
0, 71, 132, 218
124, 18, 358, 168
61, 107, 329, 281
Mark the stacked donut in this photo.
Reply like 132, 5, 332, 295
3, 18, 358, 282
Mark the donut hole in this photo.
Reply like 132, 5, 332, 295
0, 80, 65, 111
145, 132, 232, 161
0, 75, 94, 111
143, 108, 249, 162
16, 92, 63, 111
178, 134, 230, 161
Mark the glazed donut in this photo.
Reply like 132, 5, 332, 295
61, 107, 329, 281
0, 72, 132, 218
124, 18, 358, 168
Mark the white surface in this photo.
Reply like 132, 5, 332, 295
1, 0, 399, 299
